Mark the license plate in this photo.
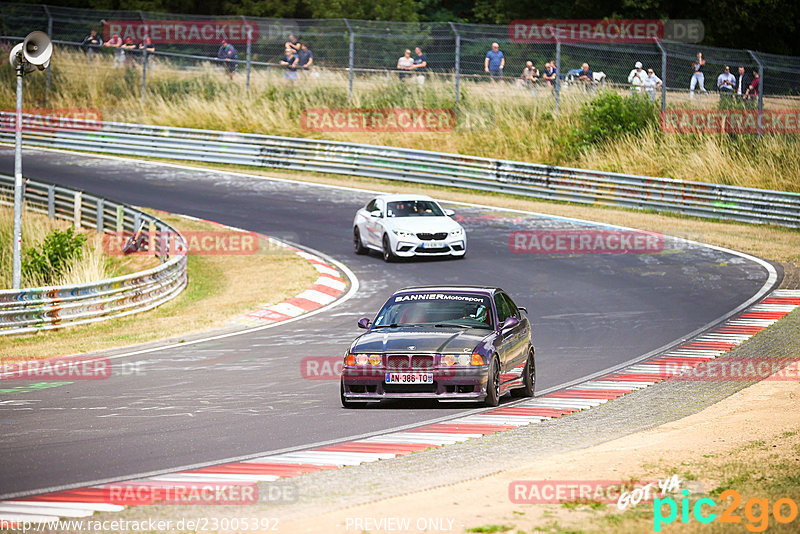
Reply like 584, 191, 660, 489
420, 241, 445, 249
385, 373, 433, 384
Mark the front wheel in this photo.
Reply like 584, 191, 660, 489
353, 227, 368, 255
382, 234, 397, 263
511, 348, 536, 398
484, 356, 501, 407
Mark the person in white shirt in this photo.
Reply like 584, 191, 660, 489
717, 65, 736, 97
643, 68, 662, 102
397, 49, 414, 80
628, 61, 645, 94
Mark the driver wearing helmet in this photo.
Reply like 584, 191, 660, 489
465, 303, 489, 325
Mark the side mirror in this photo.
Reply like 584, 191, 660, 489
518, 306, 528, 314
357, 317, 371, 329
444, 209, 455, 217
501, 316, 519, 331
369, 210, 382, 218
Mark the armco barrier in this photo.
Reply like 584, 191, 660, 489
1, 113, 799, 227
0, 173, 187, 335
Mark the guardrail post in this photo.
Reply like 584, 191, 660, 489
43, 5, 53, 104
133, 212, 141, 233
116, 205, 124, 233
747, 50, 764, 137
554, 38, 562, 115
47, 185, 54, 219
148, 219, 156, 254
449, 22, 461, 103
343, 19, 354, 102
96, 198, 104, 233
73, 191, 82, 229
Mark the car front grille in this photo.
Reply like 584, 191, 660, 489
386, 354, 435, 370
416, 232, 448, 240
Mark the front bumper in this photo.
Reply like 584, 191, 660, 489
341, 366, 488, 402
392, 236, 466, 257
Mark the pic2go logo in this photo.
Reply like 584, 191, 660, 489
654, 489, 799, 532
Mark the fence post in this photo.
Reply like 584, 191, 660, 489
747, 50, 764, 137
47, 185, 54, 219
96, 198, 104, 233
242, 16, 252, 92
655, 40, 667, 112
555, 38, 562, 115
43, 5, 53, 104
343, 19, 354, 102
116, 205, 124, 233
141, 49, 147, 101
449, 22, 461, 103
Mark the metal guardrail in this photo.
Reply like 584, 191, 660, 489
0, 172, 187, 335
1, 113, 799, 227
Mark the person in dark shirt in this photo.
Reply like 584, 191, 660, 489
296, 43, 314, 74
577, 63, 593, 88
411, 46, 428, 85
81, 29, 102, 61
217, 39, 238, 78
735, 66, 751, 99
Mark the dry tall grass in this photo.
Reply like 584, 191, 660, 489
1, 47, 798, 192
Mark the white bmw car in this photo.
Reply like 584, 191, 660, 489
353, 194, 467, 262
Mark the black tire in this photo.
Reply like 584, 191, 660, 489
353, 227, 368, 255
382, 234, 397, 263
484, 356, 501, 407
340, 380, 358, 409
511, 348, 536, 398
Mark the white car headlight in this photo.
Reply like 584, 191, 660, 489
449, 228, 465, 237
395, 230, 416, 239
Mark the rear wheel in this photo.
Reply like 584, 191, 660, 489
511, 348, 536, 398
353, 227, 368, 255
484, 356, 501, 407
382, 234, 397, 263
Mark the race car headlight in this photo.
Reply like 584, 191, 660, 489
470, 354, 484, 366
449, 228, 465, 237
345, 353, 355, 366
394, 230, 415, 239
351, 354, 382, 366
441, 354, 478, 366
368, 354, 382, 366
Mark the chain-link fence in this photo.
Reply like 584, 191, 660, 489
2, 1, 799, 117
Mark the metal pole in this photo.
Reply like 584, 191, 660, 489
747, 50, 764, 137
242, 16, 252, 92
343, 19, 354, 102
43, 6, 52, 103
12, 64, 24, 289
141, 48, 147, 101
656, 39, 667, 112
449, 22, 461, 103
555, 39, 561, 115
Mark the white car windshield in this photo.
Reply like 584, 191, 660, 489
386, 200, 444, 218
374, 293, 493, 329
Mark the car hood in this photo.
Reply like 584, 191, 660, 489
351, 327, 490, 354
382, 216, 461, 234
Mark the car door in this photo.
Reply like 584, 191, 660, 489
364, 198, 384, 247
495, 292, 527, 385
493, 293, 515, 382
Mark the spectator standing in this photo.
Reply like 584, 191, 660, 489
397, 49, 414, 80
689, 52, 707, 97
577, 62, 594, 90
281, 47, 299, 81
81, 29, 102, 61
717, 65, 736, 97
517, 61, 539, 87
643, 68, 662, 102
285, 34, 301, 53
628, 61, 645, 94
217, 39, 238, 79
104, 33, 123, 68
745, 69, 760, 100
735, 66, 750, 98
542, 61, 557, 86
296, 43, 314, 75
411, 46, 428, 85
484, 42, 505, 82
139, 37, 155, 54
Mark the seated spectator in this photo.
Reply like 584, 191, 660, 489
517, 61, 539, 87
217, 39, 238, 79
542, 61, 557, 85
81, 29, 102, 61
643, 68, 662, 102
397, 49, 414, 79
628, 61, 645, 94
285, 34, 301, 53
281, 47, 298, 81
717, 65, 736, 96
103, 33, 124, 68
577, 62, 594, 89
745, 70, 759, 100
410, 46, 428, 85
484, 42, 505, 82
296, 43, 313, 73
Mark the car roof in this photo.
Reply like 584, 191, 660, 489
393, 286, 501, 296
373, 193, 436, 202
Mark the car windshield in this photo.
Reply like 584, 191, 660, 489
373, 292, 493, 329
385, 200, 444, 218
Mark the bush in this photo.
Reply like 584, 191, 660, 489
22, 227, 87, 284
557, 91, 659, 160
